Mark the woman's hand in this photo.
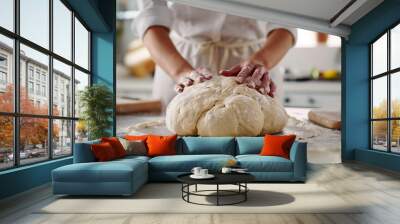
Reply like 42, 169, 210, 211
219, 61, 276, 97
174, 68, 213, 93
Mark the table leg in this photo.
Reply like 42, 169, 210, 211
217, 184, 219, 206
245, 183, 247, 201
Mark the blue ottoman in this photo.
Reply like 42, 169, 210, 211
52, 156, 148, 196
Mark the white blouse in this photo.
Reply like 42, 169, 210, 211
135, 0, 297, 108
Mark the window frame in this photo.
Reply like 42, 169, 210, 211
370, 21, 400, 154
0, 0, 92, 171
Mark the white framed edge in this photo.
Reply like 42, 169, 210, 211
169, 0, 351, 37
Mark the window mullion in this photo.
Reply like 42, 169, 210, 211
388, 30, 391, 153
13, 0, 20, 167
48, 0, 54, 160
71, 10, 76, 155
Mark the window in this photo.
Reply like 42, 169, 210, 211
0, 35, 13, 113
28, 67, 34, 80
0, 0, 91, 170
42, 85, 46, 97
74, 18, 90, 70
371, 23, 400, 153
20, 0, 49, 49
0, 0, 14, 32
28, 81, 34, 94
0, 71, 6, 85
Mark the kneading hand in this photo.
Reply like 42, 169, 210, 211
219, 61, 276, 97
175, 68, 213, 93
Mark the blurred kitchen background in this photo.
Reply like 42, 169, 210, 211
116, 1, 342, 163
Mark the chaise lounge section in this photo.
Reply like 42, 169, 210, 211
52, 137, 307, 196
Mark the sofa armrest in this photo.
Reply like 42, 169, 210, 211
73, 140, 100, 163
289, 141, 307, 181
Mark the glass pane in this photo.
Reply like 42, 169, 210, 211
20, 44, 49, 115
391, 72, 400, 118
372, 76, 387, 119
20, 0, 49, 49
74, 18, 89, 70
391, 120, 400, 153
0, 35, 14, 112
75, 120, 88, 143
20, 117, 49, 165
74, 69, 89, 118
372, 121, 388, 151
0, 116, 13, 170
372, 33, 387, 76
392, 24, 400, 70
0, 0, 14, 31
53, 0, 72, 60
53, 59, 72, 117
53, 119, 72, 157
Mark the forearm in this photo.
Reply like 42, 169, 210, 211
251, 28, 295, 69
143, 26, 193, 81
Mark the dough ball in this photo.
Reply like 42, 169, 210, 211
166, 76, 288, 136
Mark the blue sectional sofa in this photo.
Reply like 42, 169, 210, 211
52, 137, 307, 196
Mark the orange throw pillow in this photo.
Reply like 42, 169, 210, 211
101, 137, 126, 158
91, 142, 117, 162
124, 135, 149, 141
146, 135, 177, 157
260, 134, 296, 159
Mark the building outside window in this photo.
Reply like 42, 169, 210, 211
370, 23, 400, 153
0, 54, 7, 88
0, 0, 91, 170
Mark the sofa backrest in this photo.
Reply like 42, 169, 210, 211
177, 137, 236, 155
235, 137, 264, 155
73, 139, 100, 163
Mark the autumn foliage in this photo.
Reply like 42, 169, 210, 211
0, 85, 59, 152
372, 99, 400, 141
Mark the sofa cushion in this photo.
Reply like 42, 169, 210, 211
101, 137, 127, 158
91, 142, 118, 162
147, 135, 177, 157
73, 140, 100, 163
260, 134, 296, 159
149, 154, 235, 172
178, 137, 235, 155
236, 155, 293, 172
236, 137, 263, 155
53, 158, 147, 183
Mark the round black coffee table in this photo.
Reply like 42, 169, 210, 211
177, 173, 255, 206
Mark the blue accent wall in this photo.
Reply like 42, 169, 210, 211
0, 0, 116, 200
342, 0, 400, 171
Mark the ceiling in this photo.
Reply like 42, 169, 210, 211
169, 0, 384, 37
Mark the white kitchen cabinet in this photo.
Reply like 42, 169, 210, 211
283, 81, 341, 110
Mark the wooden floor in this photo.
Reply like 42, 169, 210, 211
1, 162, 400, 224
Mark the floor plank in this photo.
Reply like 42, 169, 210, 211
1, 162, 400, 224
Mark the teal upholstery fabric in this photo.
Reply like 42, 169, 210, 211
290, 141, 307, 181
73, 140, 100, 163
149, 154, 235, 172
235, 137, 263, 155
52, 158, 148, 195
178, 137, 235, 155
236, 155, 293, 172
